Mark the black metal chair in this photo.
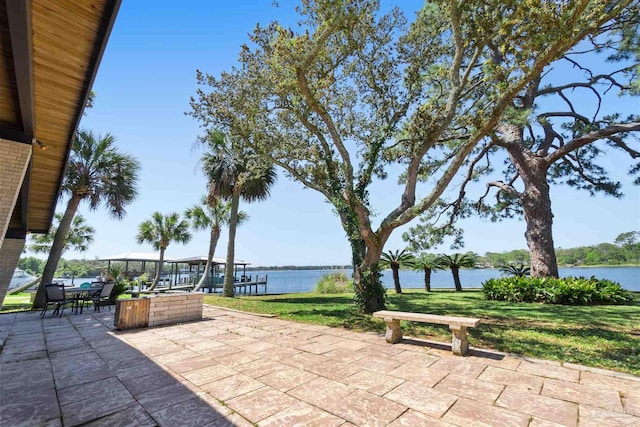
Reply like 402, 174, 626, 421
41, 284, 71, 316
92, 282, 115, 312
78, 282, 104, 314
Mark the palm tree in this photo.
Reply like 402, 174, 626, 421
499, 263, 531, 277
380, 249, 415, 294
184, 197, 249, 291
412, 253, 446, 292
202, 131, 276, 298
34, 130, 140, 307
137, 212, 192, 290
440, 253, 476, 292
30, 213, 95, 255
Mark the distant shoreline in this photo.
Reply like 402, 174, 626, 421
247, 264, 640, 272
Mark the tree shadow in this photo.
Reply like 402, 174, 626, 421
0, 310, 241, 426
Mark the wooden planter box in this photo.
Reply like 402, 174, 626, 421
114, 298, 150, 330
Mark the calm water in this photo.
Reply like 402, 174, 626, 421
68, 266, 639, 294
246, 266, 640, 294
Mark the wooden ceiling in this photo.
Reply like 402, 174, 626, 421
1, 0, 120, 235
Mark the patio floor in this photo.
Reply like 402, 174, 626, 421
0, 305, 638, 427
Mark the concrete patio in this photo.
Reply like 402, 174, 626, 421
0, 305, 638, 427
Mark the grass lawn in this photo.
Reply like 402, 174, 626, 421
203, 289, 640, 375
1, 293, 32, 313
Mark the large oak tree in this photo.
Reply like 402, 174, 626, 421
406, 9, 639, 277
190, 0, 634, 312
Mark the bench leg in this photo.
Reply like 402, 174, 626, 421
384, 318, 402, 344
450, 325, 469, 356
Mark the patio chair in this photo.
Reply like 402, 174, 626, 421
92, 282, 115, 312
41, 283, 72, 316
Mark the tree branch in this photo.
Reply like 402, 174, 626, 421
545, 122, 640, 164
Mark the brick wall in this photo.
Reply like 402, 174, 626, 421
0, 238, 26, 307
147, 292, 203, 327
0, 139, 31, 250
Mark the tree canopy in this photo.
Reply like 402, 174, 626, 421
189, 0, 636, 312
403, 6, 639, 277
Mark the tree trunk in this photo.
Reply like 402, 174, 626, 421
521, 176, 558, 278
452, 267, 462, 291
33, 195, 82, 308
391, 263, 402, 293
148, 247, 166, 291
223, 191, 241, 297
423, 268, 432, 292
352, 241, 386, 314
505, 144, 559, 278
193, 226, 220, 292
338, 207, 385, 313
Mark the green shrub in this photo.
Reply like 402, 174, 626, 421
482, 276, 633, 305
110, 281, 128, 302
315, 272, 354, 294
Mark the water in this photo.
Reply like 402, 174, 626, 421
67, 266, 639, 294
241, 266, 640, 294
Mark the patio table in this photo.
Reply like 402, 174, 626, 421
63, 287, 91, 314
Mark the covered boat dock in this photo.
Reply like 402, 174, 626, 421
169, 256, 268, 294
98, 253, 267, 294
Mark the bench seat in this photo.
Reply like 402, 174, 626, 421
373, 310, 481, 356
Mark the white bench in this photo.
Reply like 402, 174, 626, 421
372, 310, 481, 356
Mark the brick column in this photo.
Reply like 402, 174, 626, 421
0, 139, 32, 248
0, 238, 26, 307
0, 139, 32, 307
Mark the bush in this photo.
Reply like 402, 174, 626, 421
315, 272, 353, 294
482, 276, 633, 305
110, 281, 128, 302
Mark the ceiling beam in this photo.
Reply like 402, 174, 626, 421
0, 128, 32, 144
5, 0, 35, 137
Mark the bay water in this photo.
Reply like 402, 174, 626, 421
68, 266, 639, 294
240, 266, 640, 294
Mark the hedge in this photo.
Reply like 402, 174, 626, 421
482, 276, 633, 305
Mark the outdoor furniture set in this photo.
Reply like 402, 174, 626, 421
40, 282, 115, 316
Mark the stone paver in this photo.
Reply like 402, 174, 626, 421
325, 388, 407, 427
477, 365, 545, 392
517, 359, 580, 382
622, 391, 640, 416
387, 409, 456, 426
342, 369, 405, 396
384, 380, 457, 417
579, 405, 640, 427
496, 385, 578, 427
434, 373, 504, 404
256, 364, 317, 392
0, 305, 638, 427
443, 397, 530, 427
259, 401, 344, 427
542, 377, 625, 412
226, 386, 299, 423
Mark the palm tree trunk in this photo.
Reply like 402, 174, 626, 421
392, 264, 402, 294
423, 268, 432, 292
148, 247, 165, 291
223, 191, 241, 297
452, 266, 462, 292
194, 227, 220, 292
33, 195, 82, 308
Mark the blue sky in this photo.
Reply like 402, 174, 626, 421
28, 1, 639, 266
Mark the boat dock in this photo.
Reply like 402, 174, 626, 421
204, 275, 268, 295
